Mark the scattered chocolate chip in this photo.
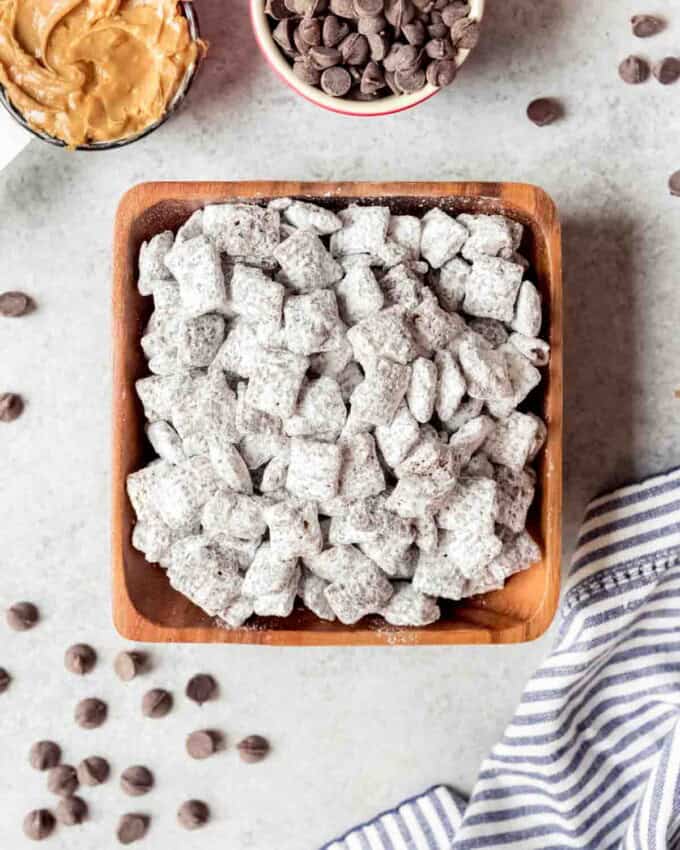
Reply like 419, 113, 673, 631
631, 14, 664, 38
0, 291, 33, 317
526, 97, 562, 126
77, 755, 110, 786
23, 809, 55, 841
619, 55, 650, 84
121, 765, 154, 796
441, 1, 470, 26
450, 17, 479, 49
653, 57, 680, 85
64, 643, 97, 675
178, 799, 210, 830
56, 795, 88, 826
0, 392, 24, 422
6, 601, 38, 631
669, 171, 680, 197
117, 813, 149, 845
0, 667, 10, 694
186, 729, 220, 760
47, 764, 79, 797
321, 65, 352, 95
75, 697, 108, 729
426, 57, 457, 86
30, 741, 62, 771
114, 650, 146, 682
142, 688, 172, 718
237, 734, 271, 763
185, 674, 218, 705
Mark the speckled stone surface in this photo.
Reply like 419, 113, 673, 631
1, 1, 679, 847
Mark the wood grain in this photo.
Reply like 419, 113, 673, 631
112, 181, 563, 645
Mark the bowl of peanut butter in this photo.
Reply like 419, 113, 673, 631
0, 0, 207, 150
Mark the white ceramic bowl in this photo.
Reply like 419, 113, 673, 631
251, 0, 485, 117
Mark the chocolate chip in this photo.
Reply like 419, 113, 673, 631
428, 11, 449, 38
340, 32, 370, 64
0, 667, 10, 694
395, 67, 426, 92
358, 13, 387, 33
361, 60, 386, 93
299, 16, 322, 45
323, 14, 350, 44
354, 0, 383, 13
309, 45, 342, 68
0, 291, 33, 317
384, 68, 400, 93
77, 755, 110, 786
426, 57, 457, 86
0, 392, 24, 422
186, 673, 218, 705
64, 643, 97, 675
117, 813, 149, 845
669, 171, 680, 197
237, 734, 271, 763
266, 0, 296, 18
394, 44, 422, 71
6, 601, 38, 631
23, 809, 55, 841
441, 1, 469, 25
425, 37, 454, 59
142, 688, 172, 718
320, 65, 352, 95
526, 97, 562, 126
30, 741, 61, 771
653, 57, 680, 85
294, 24, 312, 54
631, 14, 664, 38
450, 16, 479, 48
178, 800, 210, 830
273, 18, 297, 53
385, 0, 416, 29
330, 0, 356, 16
47, 764, 79, 797
114, 650, 146, 681
186, 729, 220, 760
294, 56, 323, 84
121, 765, 154, 796
383, 42, 404, 71
75, 697, 108, 729
403, 20, 426, 44
56, 796, 88, 826
619, 55, 650, 84
367, 32, 389, 60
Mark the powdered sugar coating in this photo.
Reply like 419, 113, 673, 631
128, 199, 549, 628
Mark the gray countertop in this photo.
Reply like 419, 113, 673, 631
1, 1, 679, 847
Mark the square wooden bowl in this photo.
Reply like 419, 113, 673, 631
112, 181, 563, 646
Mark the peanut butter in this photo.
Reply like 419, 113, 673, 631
0, 0, 205, 147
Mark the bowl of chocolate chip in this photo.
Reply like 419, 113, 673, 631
251, 0, 484, 116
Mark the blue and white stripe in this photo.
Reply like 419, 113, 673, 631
323, 467, 680, 850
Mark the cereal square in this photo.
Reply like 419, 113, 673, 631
164, 234, 230, 319
245, 349, 309, 418
274, 230, 343, 292
203, 203, 280, 261
463, 255, 524, 322
350, 357, 411, 426
286, 438, 343, 501
420, 208, 468, 269
284, 290, 345, 355
484, 412, 541, 471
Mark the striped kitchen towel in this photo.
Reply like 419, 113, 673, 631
323, 466, 680, 850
